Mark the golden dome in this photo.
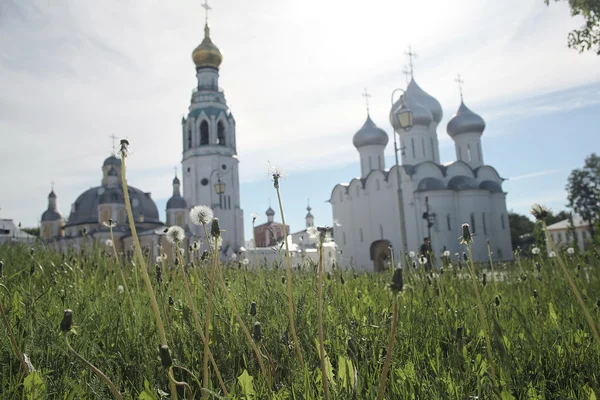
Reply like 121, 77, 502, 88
192, 24, 223, 69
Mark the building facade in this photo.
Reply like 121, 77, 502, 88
330, 78, 512, 271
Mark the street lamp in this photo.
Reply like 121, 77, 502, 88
214, 174, 226, 195
390, 88, 413, 263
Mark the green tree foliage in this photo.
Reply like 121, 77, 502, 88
545, 210, 572, 226
567, 153, 600, 238
545, 0, 600, 54
508, 212, 535, 250
21, 227, 40, 237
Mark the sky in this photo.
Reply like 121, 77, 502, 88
0, 0, 599, 241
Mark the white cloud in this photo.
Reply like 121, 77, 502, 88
508, 169, 562, 181
1, 0, 598, 228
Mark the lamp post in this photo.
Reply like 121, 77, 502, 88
390, 88, 413, 263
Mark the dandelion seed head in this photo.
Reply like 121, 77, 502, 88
189, 205, 213, 226
166, 226, 185, 244
530, 203, 550, 221
102, 219, 117, 228
460, 223, 473, 244
418, 255, 428, 265
156, 256, 163, 263
243, 258, 250, 265
117, 285, 124, 294
267, 163, 287, 188
105, 239, 113, 247
549, 251, 556, 258
443, 250, 450, 257
409, 251, 415, 258
531, 247, 540, 255
567, 247, 575, 255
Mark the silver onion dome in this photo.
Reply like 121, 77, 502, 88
353, 115, 389, 148
405, 78, 443, 123
447, 102, 486, 137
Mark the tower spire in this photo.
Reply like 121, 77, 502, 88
109, 134, 118, 152
201, 0, 212, 25
455, 73, 465, 101
361, 88, 371, 115
405, 46, 417, 78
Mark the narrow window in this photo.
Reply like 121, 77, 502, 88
217, 121, 226, 145
446, 214, 452, 231
430, 138, 435, 161
379, 224, 384, 239
478, 143, 482, 162
467, 144, 472, 162
470, 213, 476, 233
482, 212, 487, 235
359, 228, 363, 243
378, 155, 382, 169
187, 130, 192, 149
421, 137, 426, 157
228, 195, 231, 209
200, 120, 209, 145
458, 146, 462, 160
411, 138, 416, 158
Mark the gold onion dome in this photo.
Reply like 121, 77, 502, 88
192, 24, 223, 69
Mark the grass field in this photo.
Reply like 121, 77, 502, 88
1, 236, 599, 399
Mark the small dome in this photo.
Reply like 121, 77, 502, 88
448, 176, 479, 191
353, 115, 389, 148
99, 187, 124, 204
103, 155, 121, 167
192, 25, 223, 69
173, 176, 180, 185
107, 166, 118, 177
48, 190, 57, 199
266, 207, 275, 216
405, 78, 443, 123
447, 102, 486, 137
390, 94, 432, 129
167, 196, 187, 210
479, 180, 503, 193
416, 178, 445, 192
42, 209, 62, 222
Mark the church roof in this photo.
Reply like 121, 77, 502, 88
353, 115, 389, 148
103, 155, 121, 167
167, 195, 187, 210
99, 187, 124, 204
266, 207, 275, 216
41, 209, 62, 222
447, 101, 486, 137
405, 78, 443, 123
64, 185, 159, 227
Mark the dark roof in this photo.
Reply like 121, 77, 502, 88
41, 209, 62, 222
167, 196, 187, 209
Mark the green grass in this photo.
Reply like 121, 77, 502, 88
1, 243, 599, 399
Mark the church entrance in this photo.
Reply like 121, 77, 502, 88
370, 239, 391, 272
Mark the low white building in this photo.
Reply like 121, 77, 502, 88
329, 78, 512, 271
0, 219, 37, 244
546, 215, 593, 252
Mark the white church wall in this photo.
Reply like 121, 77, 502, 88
474, 165, 502, 183
445, 161, 476, 180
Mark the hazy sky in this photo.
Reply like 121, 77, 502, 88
1, 0, 599, 241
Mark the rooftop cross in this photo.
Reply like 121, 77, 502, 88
174, 166, 178, 177
405, 46, 417, 78
109, 133, 118, 151
51, 180, 55, 191
201, 0, 212, 24
361, 88, 372, 114
307, 198, 311, 212
402, 65, 411, 85
455, 73, 464, 100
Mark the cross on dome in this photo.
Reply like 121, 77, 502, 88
402, 65, 411, 85
201, 0, 212, 24
405, 46, 417, 77
51, 180, 55, 191
361, 88, 372, 114
108, 133, 118, 151
455, 74, 465, 100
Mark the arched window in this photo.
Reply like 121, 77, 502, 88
217, 121, 226, 145
477, 143, 482, 162
187, 129, 192, 149
446, 214, 452, 231
379, 224, 384, 239
200, 120, 209, 145
470, 213, 476, 233
378, 155, 382, 169
430, 138, 435, 161
359, 228, 363, 243
411, 138, 416, 158
421, 137, 426, 157
482, 212, 487, 235
467, 144, 472, 162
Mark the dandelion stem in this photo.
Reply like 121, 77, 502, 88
109, 227, 135, 314
467, 244, 497, 388
0, 286, 28, 374
317, 242, 330, 400
120, 149, 178, 400
274, 186, 305, 367
542, 221, 600, 346
376, 296, 398, 400
203, 237, 219, 398
64, 333, 123, 400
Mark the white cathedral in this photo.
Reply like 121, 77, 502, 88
40, 16, 244, 257
329, 79, 513, 271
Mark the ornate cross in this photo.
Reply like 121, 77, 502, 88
109, 133, 118, 150
361, 88, 372, 114
455, 74, 464, 100
202, 0, 212, 24
405, 46, 417, 78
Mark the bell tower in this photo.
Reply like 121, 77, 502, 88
181, 1, 244, 254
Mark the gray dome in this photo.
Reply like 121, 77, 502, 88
49, 190, 57, 199
65, 185, 160, 227
406, 78, 443, 123
390, 94, 432, 129
447, 102, 485, 137
173, 176, 180, 185
42, 209, 62, 222
266, 207, 275, 216
353, 116, 389, 148
416, 177, 445, 192
99, 187, 124, 204
448, 176, 479, 191
479, 180, 503, 193
167, 195, 187, 209
103, 155, 121, 167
